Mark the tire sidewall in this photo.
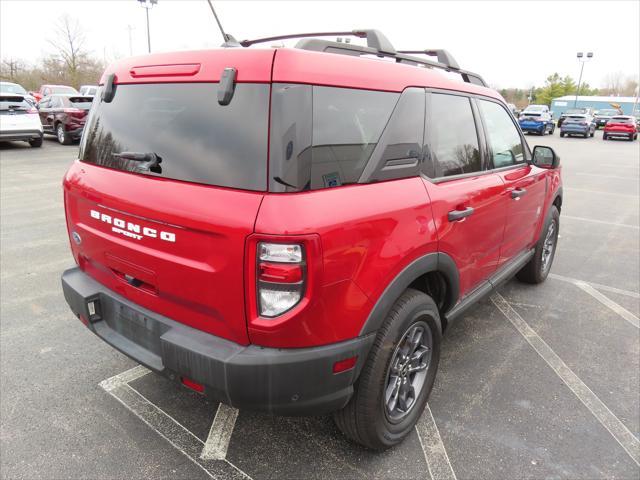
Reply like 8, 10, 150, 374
534, 206, 560, 281
369, 296, 441, 447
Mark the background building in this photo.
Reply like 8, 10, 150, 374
551, 95, 639, 117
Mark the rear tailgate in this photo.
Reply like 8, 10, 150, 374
63, 49, 275, 345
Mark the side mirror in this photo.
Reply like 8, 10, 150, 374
531, 146, 560, 169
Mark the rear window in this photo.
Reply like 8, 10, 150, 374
69, 97, 92, 109
0, 96, 30, 112
610, 116, 633, 123
0, 84, 27, 95
566, 115, 587, 121
522, 112, 541, 117
80, 83, 270, 191
51, 86, 77, 94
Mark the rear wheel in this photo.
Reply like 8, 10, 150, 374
603, 134, 608, 140
56, 124, 72, 145
334, 289, 441, 450
549, 124, 555, 135
517, 205, 559, 284
28, 137, 43, 148
590, 129, 595, 137
560, 132, 565, 137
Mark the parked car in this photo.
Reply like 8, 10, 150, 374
603, 116, 638, 141
37, 94, 92, 144
634, 114, 640, 132
593, 108, 622, 129
559, 114, 596, 138
519, 105, 555, 135
0, 94, 43, 147
60, 31, 563, 450
557, 107, 594, 128
0, 81, 37, 106
29, 84, 78, 102
79, 85, 98, 97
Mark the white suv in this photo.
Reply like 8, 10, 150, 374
0, 95, 43, 147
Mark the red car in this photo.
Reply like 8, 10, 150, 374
60, 30, 562, 450
603, 115, 638, 141
29, 84, 78, 103
37, 94, 92, 144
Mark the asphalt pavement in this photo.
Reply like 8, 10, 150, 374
1, 130, 638, 479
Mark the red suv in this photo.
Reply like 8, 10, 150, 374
603, 115, 638, 141
61, 30, 562, 450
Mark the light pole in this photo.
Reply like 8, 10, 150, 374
137, 0, 158, 53
574, 51, 593, 107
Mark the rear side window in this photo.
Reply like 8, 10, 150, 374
80, 83, 270, 191
478, 100, 524, 168
269, 85, 399, 191
429, 93, 481, 177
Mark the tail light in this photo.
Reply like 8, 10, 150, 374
257, 243, 305, 317
64, 108, 86, 118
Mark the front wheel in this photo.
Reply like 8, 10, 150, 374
333, 289, 441, 450
517, 206, 560, 284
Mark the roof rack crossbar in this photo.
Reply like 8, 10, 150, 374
239, 29, 396, 53
295, 38, 487, 87
396, 50, 460, 70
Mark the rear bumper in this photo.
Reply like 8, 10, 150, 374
0, 129, 43, 142
604, 130, 634, 137
61, 267, 375, 415
561, 125, 589, 133
519, 121, 545, 132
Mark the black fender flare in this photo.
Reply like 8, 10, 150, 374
359, 252, 459, 336
553, 186, 563, 210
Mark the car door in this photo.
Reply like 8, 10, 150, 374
476, 98, 547, 268
37, 97, 52, 132
421, 92, 508, 297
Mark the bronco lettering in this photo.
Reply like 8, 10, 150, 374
89, 209, 175, 242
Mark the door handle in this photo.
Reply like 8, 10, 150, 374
448, 206, 474, 222
511, 188, 527, 199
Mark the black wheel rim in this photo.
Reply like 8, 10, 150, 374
541, 220, 557, 273
383, 320, 432, 422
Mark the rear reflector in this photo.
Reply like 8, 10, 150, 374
181, 377, 204, 393
333, 356, 357, 374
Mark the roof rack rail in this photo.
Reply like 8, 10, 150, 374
239, 29, 396, 53
236, 29, 487, 87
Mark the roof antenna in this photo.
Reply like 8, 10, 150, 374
205, 0, 240, 47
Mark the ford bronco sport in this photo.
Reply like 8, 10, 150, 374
61, 30, 563, 450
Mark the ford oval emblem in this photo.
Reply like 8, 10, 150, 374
72, 231, 82, 245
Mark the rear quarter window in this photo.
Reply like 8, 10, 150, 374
80, 83, 270, 191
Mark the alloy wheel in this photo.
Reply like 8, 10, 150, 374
541, 220, 557, 273
383, 321, 432, 422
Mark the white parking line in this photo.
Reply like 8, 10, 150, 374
574, 282, 639, 329
564, 187, 639, 199
201, 403, 239, 460
100, 366, 251, 480
491, 293, 640, 466
575, 173, 638, 180
416, 404, 457, 480
549, 273, 640, 299
562, 215, 640, 230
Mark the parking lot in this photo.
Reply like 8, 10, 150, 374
1, 131, 638, 479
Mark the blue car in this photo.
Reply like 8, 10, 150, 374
518, 105, 555, 135
560, 114, 596, 138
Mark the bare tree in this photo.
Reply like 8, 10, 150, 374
0, 58, 25, 81
47, 15, 90, 85
601, 71, 626, 96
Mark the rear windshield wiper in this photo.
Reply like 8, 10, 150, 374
112, 152, 162, 173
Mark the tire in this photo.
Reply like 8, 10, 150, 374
28, 137, 43, 148
590, 129, 594, 137
333, 289, 441, 450
584, 132, 589, 138
603, 134, 608, 140
516, 205, 560, 284
549, 124, 555, 135
56, 124, 72, 145
560, 132, 564, 138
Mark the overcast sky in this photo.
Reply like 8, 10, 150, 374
1, 0, 639, 89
